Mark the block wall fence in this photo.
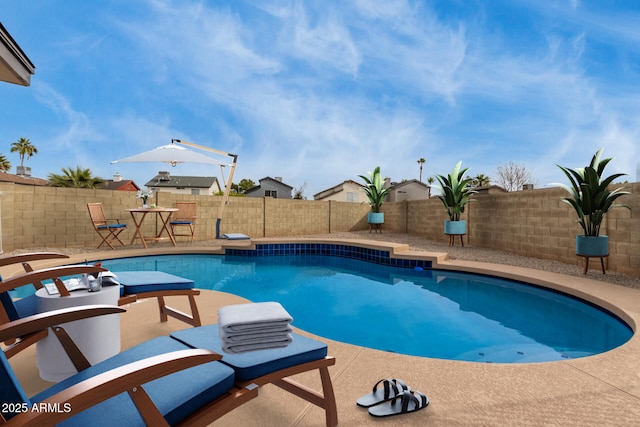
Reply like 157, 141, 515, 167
1, 182, 638, 277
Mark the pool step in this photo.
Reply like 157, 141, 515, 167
456, 344, 593, 363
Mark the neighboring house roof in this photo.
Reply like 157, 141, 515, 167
0, 172, 48, 186
474, 185, 508, 194
145, 174, 220, 190
98, 180, 141, 192
390, 179, 430, 191
313, 180, 363, 200
245, 177, 294, 194
0, 22, 35, 86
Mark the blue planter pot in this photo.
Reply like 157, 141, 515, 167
576, 235, 608, 257
444, 220, 466, 235
368, 212, 384, 224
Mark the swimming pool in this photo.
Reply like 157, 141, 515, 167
101, 252, 632, 363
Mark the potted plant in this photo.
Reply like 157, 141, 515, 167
359, 166, 392, 224
556, 148, 630, 257
433, 161, 477, 242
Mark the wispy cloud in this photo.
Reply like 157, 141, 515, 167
2, 0, 639, 194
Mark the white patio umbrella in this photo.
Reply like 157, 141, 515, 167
110, 143, 228, 168
110, 140, 238, 238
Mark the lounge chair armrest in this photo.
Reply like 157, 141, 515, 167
0, 252, 69, 268
0, 305, 124, 342
5, 349, 223, 427
0, 265, 108, 293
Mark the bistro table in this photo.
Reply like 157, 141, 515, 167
128, 207, 178, 248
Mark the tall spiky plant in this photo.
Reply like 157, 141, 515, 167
556, 148, 630, 237
433, 161, 477, 221
359, 166, 392, 213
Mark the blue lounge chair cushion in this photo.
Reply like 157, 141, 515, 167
115, 271, 195, 295
170, 220, 193, 225
97, 223, 126, 229
12, 294, 38, 319
32, 336, 235, 426
171, 324, 328, 382
0, 273, 37, 321
0, 291, 21, 321
0, 351, 31, 420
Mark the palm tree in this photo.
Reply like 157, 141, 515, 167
417, 158, 426, 182
0, 154, 11, 172
474, 174, 491, 187
48, 166, 104, 188
10, 137, 38, 168
426, 176, 434, 197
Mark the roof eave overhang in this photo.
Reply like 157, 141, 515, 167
0, 23, 35, 86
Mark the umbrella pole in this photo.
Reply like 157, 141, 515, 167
172, 139, 238, 239
216, 154, 238, 238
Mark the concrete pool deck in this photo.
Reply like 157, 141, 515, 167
4, 234, 640, 425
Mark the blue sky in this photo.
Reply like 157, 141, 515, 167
1, 0, 639, 197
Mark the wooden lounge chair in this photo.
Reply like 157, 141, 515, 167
1, 254, 108, 358
0, 305, 258, 426
16, 257, 202, 328
112, 271, 202, 327
169, 202, 197, 242
0, 253, 71, 315
172, 324, 338, 427
87, 202, 127, 249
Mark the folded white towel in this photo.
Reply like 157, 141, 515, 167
219, 326, 293, 343
218, 302, 293, 333
219, 324, 293, 337
222, 334, 294, 354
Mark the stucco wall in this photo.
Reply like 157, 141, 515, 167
381, 183, 640, 277
1, 182, 638, 277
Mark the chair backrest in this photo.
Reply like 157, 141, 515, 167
174, 202, 197, 221
0, 253, 70, 322
87, 203, 107, 227
0, 350, 31, 420
0, 279, 20, 322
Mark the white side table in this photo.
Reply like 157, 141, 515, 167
35, 284, 121, 382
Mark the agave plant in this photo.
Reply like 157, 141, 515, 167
433, 161, 477, 221
556, 148, 630, 237
359, 166, 392, 213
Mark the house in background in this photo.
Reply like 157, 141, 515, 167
145, 171, 221, 196
316, 178, 430, 203
98, 173, 140, 192
245, 177, 293, 199
0, 172, 48, 186
313, 180, 364, 202
387, 179, 431, 201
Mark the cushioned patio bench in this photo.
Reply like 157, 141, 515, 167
114, 271, 202, 327
171, 324, 338, 427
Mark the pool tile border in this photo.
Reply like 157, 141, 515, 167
225, 243, 432, 269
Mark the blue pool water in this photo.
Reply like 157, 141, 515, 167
101, 254, 632, 363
